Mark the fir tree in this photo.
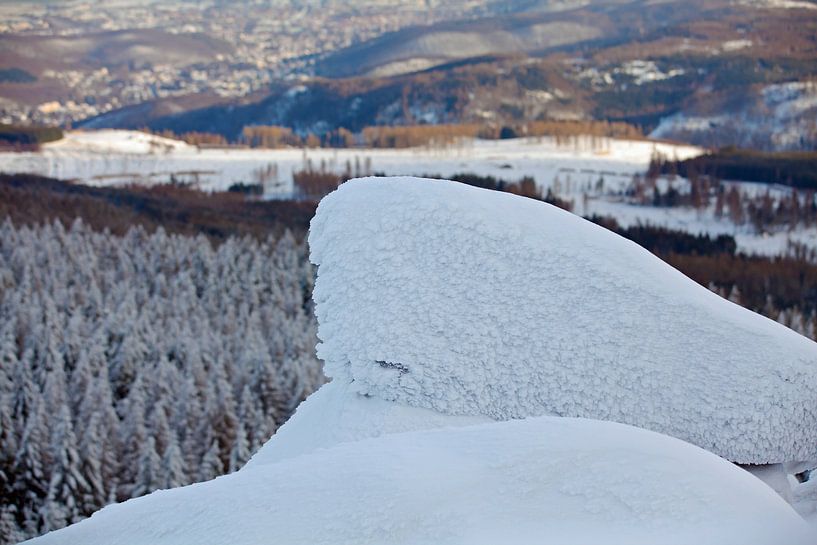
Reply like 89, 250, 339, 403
198, 440, 223, 483
160, 437, 187, 490
42, 404, 88, 530
133, 437, 162, 498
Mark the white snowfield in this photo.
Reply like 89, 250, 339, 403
309, 177, 817, 465
0, 130, 294, 193
0, 130, 700, 197
26, 414, 811, 545
46, 129, 194, 154
4, 129, 816, 256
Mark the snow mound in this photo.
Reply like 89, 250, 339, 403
309, 177, 817, 464
245, 378, 491, 467
45, 129, 193, 154
27, 416, 811, 545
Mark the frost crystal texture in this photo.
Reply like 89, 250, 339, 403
309, 176, 817, 464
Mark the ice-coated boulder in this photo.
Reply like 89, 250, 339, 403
308, 176, 817, 464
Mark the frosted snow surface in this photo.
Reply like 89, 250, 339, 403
309, 177, 817, 465
27, 416, 811, 545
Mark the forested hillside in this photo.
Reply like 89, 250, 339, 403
0, 220, 323, 543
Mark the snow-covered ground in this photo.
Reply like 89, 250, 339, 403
46, 130, 194, 154
26, 412, 812, 545
27, 177, 817, 544
736, 0, 817, 9
1, 129, 812, 255
0, 129, 699, 196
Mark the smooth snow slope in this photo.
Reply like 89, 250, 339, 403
46, 129, 194, 154
245, 378, 491, 466
27, 416, 811, 545
309, 177, 817, 465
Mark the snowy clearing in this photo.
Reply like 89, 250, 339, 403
587, 194, 817, 256
0, 130, 700, 197
1, 129, 811, 255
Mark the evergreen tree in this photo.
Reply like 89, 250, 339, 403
198, 440, 223, 483
78, 412, 107, 516
133, 437, 162, 498
0, 398, 18, 537
42, 404, 88, 531
0, 504, 24, 545
160, 436, 187, 490
14, 395, 49, 536
229, 423, 252, 473
117, 375, 148, 500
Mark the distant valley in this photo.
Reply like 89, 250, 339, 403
54, 0, 817, 151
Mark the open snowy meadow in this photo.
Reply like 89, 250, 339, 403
0, 130, 699, 200
2, 129, 814, 256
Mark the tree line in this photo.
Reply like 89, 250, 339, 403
631, 162, 817, 234
0, 173, 316, 243
651, 149, 817, 190
140, 120, 643, 151
0, 125, 64, 151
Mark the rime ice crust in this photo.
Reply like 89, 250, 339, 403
308, 176, 817, 465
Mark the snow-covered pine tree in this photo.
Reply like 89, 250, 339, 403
0, 504, 23, 545
198, 439, 224, 483
160, 435, 187, 490
14, 395, 49, 536
132, 437, 162, 498
117, 374, 148, 500
229, 422, 252, 473
41, 404, 89, 531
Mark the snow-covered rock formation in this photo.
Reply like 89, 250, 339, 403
26, 176, 817, 544
308, 177, 817, 465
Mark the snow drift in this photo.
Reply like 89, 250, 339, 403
308, 177, 817, 465
26, 416, 811, 545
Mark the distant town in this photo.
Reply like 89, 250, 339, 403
0, 0, 491, 127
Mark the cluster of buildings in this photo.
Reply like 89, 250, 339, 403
0, 0, 490, 127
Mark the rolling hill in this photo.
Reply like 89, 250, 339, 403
0, 29, 232, 74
